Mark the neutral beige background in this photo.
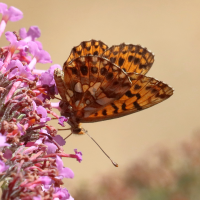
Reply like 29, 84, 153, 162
2, 0, 200, 190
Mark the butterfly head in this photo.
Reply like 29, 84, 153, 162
71, 124, 85, 135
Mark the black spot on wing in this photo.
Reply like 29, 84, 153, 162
111, 103, 119, 114
102, 109, 107, 116
134, 58, 140, 64
81, 42, 86, 48
134, 84, 141, 90
133, 101, 142, 110
100, 68, 108, 76
69, 67, 78, 75
93, 51, 98, 56
110, 57, 116, 63
118, 57, 125, 67
86, 46, 91, 51
151, 88, 157, 94
139, 64, 148, 69
80, 66, 88, 75
128, 55, 134, 62
125, 90, 135, 98
72, 48, 76, 53
106, 72, 113, 80
77, 51, 82, 55
146, 86, 151, 90
135, 93, 141, 99
122, 103, 127, 111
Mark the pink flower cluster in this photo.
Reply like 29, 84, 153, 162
0, 3, 82, 200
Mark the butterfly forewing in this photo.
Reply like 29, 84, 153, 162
65, 40, 108, 65
102, 43, 154, 75
62, 55, 132, 118
81, 73, 173, 122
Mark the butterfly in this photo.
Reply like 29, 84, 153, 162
54, 40, 173, 135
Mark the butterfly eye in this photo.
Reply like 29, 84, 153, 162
59, 101, 65, 108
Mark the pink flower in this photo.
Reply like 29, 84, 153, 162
74, 149, 83, 162
58, 116, 69, 127
36, 65, 61, 102
33, 196, 42, 200
1, 32, 27, 72
0, 134, 10, 147
37, 176, 52, 185
45, 141, 57, 154
56, 156, 74, 179
28, 41, 52, 70
53, 187, 73, 200
0, 3, 23, 22
5, 31, 26, 51
3, 149, 12, 159
54, 135, 66, 146
20, 26, 41, 42
36, 105, 51, 123
0, 160, 9, 173
51, 102, 61, 111
0, 3, 23, 37
19, 26, 43, 50
6, 60, 35, 80
0, 3, 81, 199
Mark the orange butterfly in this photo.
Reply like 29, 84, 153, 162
54, 40, 173, 135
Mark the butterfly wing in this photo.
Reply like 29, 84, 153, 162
56, 40, 173, 124
65, 40, 108, 65
81, 73, 173, 122
62, 55, 132, 119
102, 43, 154, 75
54, 68, 70, 102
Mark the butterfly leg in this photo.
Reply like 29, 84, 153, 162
58, 128, 73, 140
58, 128, 71, 131
64, 132, 73, 140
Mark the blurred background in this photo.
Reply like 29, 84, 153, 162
2, 0, 200, 199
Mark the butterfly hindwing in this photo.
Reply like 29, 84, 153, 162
81, 73, 173, 122
102, 43, 154, 75
62, 55, 132, 118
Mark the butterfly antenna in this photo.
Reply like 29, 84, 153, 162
84, 129, 118, 167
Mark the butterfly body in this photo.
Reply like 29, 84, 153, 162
54, 40, 173, 134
